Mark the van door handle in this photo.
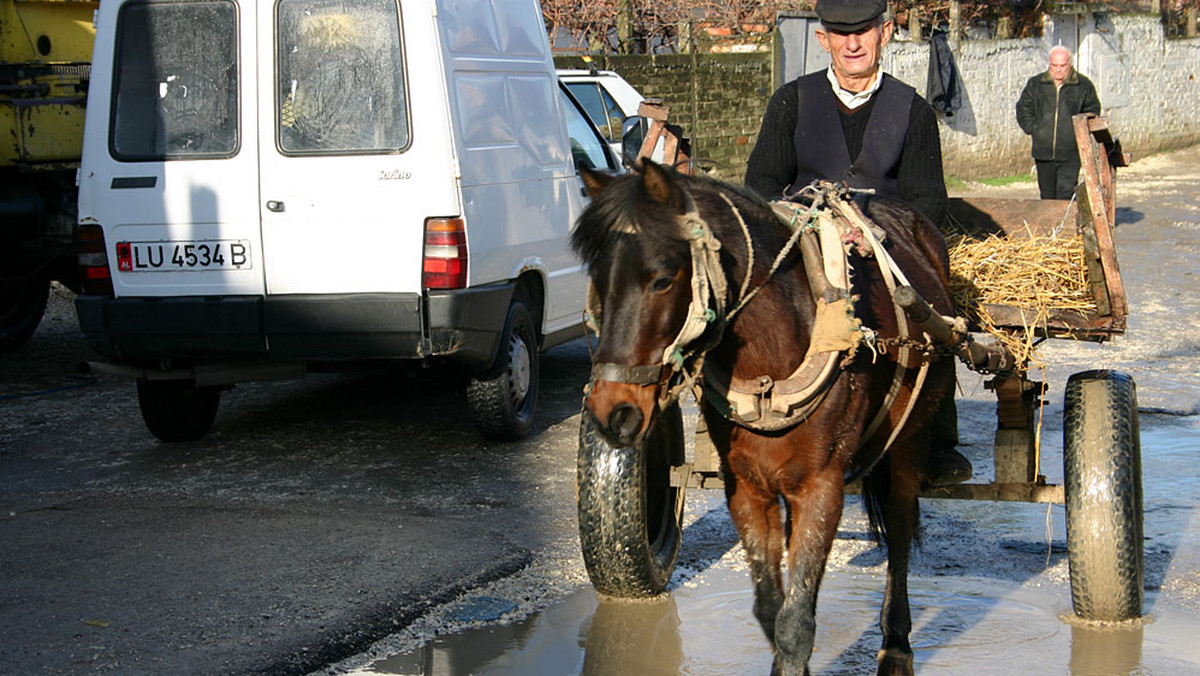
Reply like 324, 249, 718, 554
266, 200, 285, 212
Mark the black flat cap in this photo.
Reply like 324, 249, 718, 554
817, 0, 887, 32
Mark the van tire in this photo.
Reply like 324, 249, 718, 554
0, 276, 50, 352
467, 300, 538, 440
137, 380, 221, 442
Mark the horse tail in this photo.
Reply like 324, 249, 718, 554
859, 460, 924, 548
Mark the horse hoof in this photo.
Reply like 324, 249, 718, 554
876, 648, 914, 676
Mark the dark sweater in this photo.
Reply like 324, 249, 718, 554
744, 76, 948, 229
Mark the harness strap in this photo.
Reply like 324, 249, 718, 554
827, 192, 934, 461
591, 362, 663, 385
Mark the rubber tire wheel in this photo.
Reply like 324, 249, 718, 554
466, 300, 539, 441
0, 276, 50, 352
577, 400, 686, 598
1063, 369, 1144, 621
137, 380, 222, 442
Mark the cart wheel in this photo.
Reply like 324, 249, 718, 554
1063, 370, 1143, 621
577, 400, 686, 598
137, 380, 221, 442
467, 300, 539, 441
0, 275, 49, 352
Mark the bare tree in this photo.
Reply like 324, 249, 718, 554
543, 0, 1200, 51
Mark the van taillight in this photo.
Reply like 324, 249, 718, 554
423, 217, 467, 289
76, 224, 114, 295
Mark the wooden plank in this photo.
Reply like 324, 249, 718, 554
1073, 113, 1128, 324
979, 303, 1120, 340
917, 482, 1064, 504
841, 480, 1065, 503
946, 197, 1076, 239
693, 476, 1065, 504
1075, 188, 1114, 316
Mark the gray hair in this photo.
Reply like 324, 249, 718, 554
1049, 45, 1072, 61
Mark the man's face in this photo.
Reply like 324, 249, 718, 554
1049, 50, 1072, 85
816, 19, 894, 89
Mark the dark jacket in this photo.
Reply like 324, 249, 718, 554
927, 30, 962, 116
1016, 69, 1101, 161
745, 74, 947, 229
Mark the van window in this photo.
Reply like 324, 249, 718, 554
110, 0, 239, 160
277, 0, 409, 154
560, 90, 612, 172
565, 82, 625, 143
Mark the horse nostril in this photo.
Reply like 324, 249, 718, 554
607, 403, 644, 443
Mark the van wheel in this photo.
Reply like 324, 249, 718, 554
0, 276, 50, 352
467, 300, 538, 441
137, 380, 221, 442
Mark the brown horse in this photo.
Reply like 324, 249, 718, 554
573, 160, 956, 676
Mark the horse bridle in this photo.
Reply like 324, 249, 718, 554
586, 189, 738, 408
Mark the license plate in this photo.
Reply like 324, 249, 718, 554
116, 240, 252, 272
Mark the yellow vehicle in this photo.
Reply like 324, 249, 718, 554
0, 0, 96, 349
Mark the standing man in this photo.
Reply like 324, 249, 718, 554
744, 0, 970, 486
1016, 46, 1102, 200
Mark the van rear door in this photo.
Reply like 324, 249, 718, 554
257, 0, 454, 296
85, 0, 265, 298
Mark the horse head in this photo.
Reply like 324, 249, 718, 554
572, 160, 724, 447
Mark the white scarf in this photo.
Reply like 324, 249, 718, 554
826, 66, 884, 110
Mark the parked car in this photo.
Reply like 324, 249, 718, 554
75, 0, 617, 443
558, 68, 647, 159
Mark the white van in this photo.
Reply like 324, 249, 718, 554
74, 0, 618, 442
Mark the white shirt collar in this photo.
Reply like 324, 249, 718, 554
826, 66, 884, 109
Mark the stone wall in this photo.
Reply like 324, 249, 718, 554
557, 14, 1200, 181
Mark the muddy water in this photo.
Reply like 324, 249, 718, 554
340, 149, 1200, 676
351, 426, 1200, 676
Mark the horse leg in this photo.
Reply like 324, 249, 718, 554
773, 469, 846, 676
726, 474, 786, 647
872, 456, 922, 676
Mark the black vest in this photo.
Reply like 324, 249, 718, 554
791, 72, 914, 198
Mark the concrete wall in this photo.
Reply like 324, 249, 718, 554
886, 13, 1200, 178
557, 14, 1200, 181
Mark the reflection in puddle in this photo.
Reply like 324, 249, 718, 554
360, 423, 1200, 675
1069, 622, 1144, 675
362, 573, 1199, 676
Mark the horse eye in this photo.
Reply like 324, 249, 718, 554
649, 275, 675, 293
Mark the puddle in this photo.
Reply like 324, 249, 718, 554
357, 572, 1200, 676
350, 420, 1200, 676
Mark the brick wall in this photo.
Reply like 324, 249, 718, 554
558, 14, 1200, 182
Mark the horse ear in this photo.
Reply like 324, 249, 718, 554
581, 168, 615, 199
640, 159, 684, 210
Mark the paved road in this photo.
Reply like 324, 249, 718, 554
0, 292, 590, 675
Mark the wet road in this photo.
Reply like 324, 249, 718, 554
322, 147, 1200, 675
0, 294, 594, 674
4, 148, 1199, 676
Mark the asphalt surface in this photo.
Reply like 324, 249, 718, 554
0, 289, 590, 675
